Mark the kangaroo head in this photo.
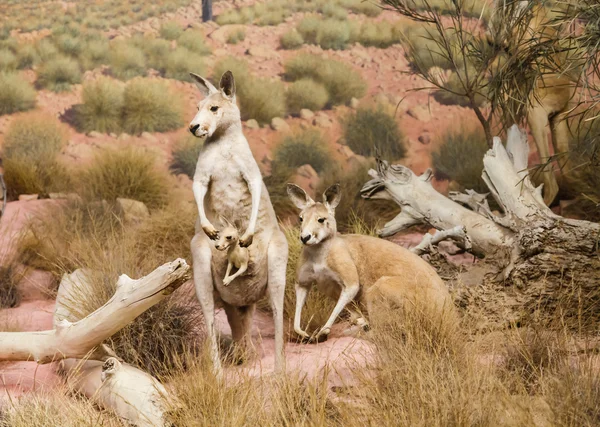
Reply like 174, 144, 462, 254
189, 70, 240, 139
287, 183, 341, 246
215, 216, 240, 251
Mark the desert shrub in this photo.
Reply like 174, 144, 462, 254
316, 20, 351, 50
256, 9, 286, 26
345, 0, 382, 17
36, 38, 59, 61
109, 42, 146, 80
400, 23, 467, 71
322, 3, 348, 20
16, 43, 40, 69
0, 72, 36, 115
0, 262, 21, 308
280, 29, 304, 50
142, 37, 171, 71
122, 78, 184, 134
178, 29, 211, 55
433, 67, 488, 107
342, 106, 407, 160
432, 127, 489, 192
212, 56, 251, 87
297, 15, 321, 44
74, 77, 124, 134
0, 48, 17, 71
226, 28, 246, 44
285, 78, 329, 115
79, 147, 169, 208
273, 129, 331, 173
159, 21, 183, 40
2, 113, 70, 198
170, 134, 204, 178
216, 10, 247, 26
358, 21, 401, 48
53, 34, 82, 57
36, 55, 81, 92
284, 53, 367, 105
164, 47, 206, 82
78, 39, 109, 70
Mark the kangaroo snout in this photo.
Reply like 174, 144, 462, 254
301, 234, 311, 244
189, 123, 208, 137
189, 123, 200, 135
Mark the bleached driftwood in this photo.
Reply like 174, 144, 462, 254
362, 125, 600, 325
411, 225, 471, 256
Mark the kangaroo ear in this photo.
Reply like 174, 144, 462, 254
323, 184, 341, 210
219, 70, 236, 99
287, 184, 314, 210
190, 73, 218, 97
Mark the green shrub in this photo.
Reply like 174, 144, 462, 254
178, 29, 211, 55
36, 38, 59, 61
0, 73, 36, 115
286, 78, 329, 115
297, 15, 321, 44
216, 10, 247, 26
256, 9, 285, 26
226, 29, 246, 44
74, 77, 124, 134
53, 34, 82, 56
16, 43, 40, 69
280, 30, 304, 50
345, 0, 382, 16
142, 37, 171, 72
159, 21, 183, 40
0, 49, 17, 71
400, 23, 465, 71
432, 127, 489, 192
109, 42, 146, 80
322, 3, 348, 20
316, 20, 350, 50
284, 53, 367, 105
273, 129, 331, 173
79, 39, 109, 70
80, 147, 169, 208
164, 47, 206, 82
358, 21, 400, 48
36, 55, 81, 92
122, 78, 184, 134
342, 105, 406, 160
170, 134, 204, 178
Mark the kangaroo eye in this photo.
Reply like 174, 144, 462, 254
226, 236, 232, 240
210, 105, 219, 112
299, 217, 303, 222
318, 218, 325, 223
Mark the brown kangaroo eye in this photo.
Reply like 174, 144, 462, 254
318, 218, 325, 223
226, 236, 232, 240
210, 105, 219, 112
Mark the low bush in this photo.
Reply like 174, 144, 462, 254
178, 29, 212, 55
296, 15, 321, 44
284, 54, 367, 106
74, 77, 124, 134
159, 21, 183, 40
142, 37, 171, 72
79, 147, 169, 208
280, 29, 304, 50
346, 0, 382, 17
16, 43, 40, 69
0, 72, 36, 115
78, 39, 109, 70
164, 47, 206, 82
400, 23, 467, 71
358, 21, 401, 48
36, 38, 59, 61
216, 10, 248, 26
273, 129, 331, 173
226, 28, 246, 44
53, 34, 82, 57
0, 48, 17, 71
432, 127, 489, 192
121, 78, 184, 134
322, 3, 348, 20
342, 105, 407, 160
170, 134, 204, 178
109, 42, 146, 80
316, 20, 351, 50
285, 78, 329, 115
256, 9, 286, 26
36, 55, 81, 92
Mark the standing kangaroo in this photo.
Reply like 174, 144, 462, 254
287, 184, 456, 342
188, 71, 288, 374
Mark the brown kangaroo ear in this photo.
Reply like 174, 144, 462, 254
219, 70, 236, 99
323, 184, 341, 210
190, 73, 218, 97
287, 184, 315, 210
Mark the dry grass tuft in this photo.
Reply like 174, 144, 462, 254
170, 134, 204, 178
36, 55, 81, 92
73, 77, 124, 134
0, 72, 36, 115
0, 261, 21, 308
286, 78, 329, 115
273, 129, 332, 174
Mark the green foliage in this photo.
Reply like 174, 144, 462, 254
284, 53, 367, 106
432, 127, 489, 192
342, 105, 407, 160
142, 37, 171, 71
399, 23, 466, 71
80, 147, 169, 208
53, 34, 82, 57
159, 21, 183, 40
36, 38, 59, 61
0, 48, 17, 71
16, 43, 40, 69
280, 29, 304, 50
273, 129, 331, 173
322, 3, 348, 20
286, 78, 329, 115
74, 77, 124, 134
297, 15, 320, 44
178, 29, 211, 55
78, 39, 109, 70
36, 55, 81, 92
164, 47, 206, 82
121, 78, 183, 135
358, 21, 402, 48
0, 72, 36, 115
109, 42, 146, 80
434, 68, 488, 107
316, 20, 350, 50
170, 134, 204, 178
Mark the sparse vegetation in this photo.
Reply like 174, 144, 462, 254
0, 72, 36, 115
109, 42, 146, 80
315, 20, 351, 50
0, 262, 21, 308
280, 29, 304, 50
342, 105, 406, 160
286, 78, 329, 115
15, 43, 39, 69
0, 48, 17, 71
432, 127, 489, 192
170, 134, 204, 178
159, 21, 183, 41
74, 77, 124, 134
36, 55, 81, 92
226, 28, 246, 44
178, 29, 212, 55
121, 78, 184, 134
273, 129, 331, 173
164, 47, 206, 82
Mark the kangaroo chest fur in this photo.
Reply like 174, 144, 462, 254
298, 250, 344, 301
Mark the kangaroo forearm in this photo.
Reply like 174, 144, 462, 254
192, 180, 210, 223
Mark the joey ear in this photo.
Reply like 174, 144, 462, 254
323, 184, 341, 210
219, 70, 236, 99
190, 73, 218, 97
286, 184, 314, 210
